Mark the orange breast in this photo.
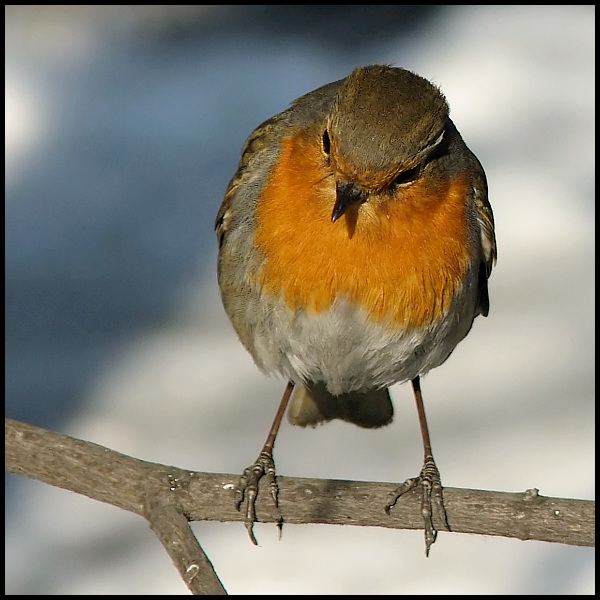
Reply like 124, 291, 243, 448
254, 132, 472, 328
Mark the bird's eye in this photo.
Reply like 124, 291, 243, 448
392, 165, 420, 187
322, 129, 331, 154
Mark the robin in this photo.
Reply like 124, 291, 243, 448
215, 64, 496, 555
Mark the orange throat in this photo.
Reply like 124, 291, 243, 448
253, 133, 473, 328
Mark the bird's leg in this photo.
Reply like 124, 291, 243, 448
385, 376, 450, 556
234, 380, 294, 544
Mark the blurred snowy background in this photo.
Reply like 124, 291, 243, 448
5, 5, 594, 595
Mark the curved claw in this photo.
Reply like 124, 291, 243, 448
385, 476, 420, 513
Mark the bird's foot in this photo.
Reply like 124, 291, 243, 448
385, 454, 450, 556
234, 450, 282, 545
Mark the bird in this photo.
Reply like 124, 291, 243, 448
215, 64, 496, 555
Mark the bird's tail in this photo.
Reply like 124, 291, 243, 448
287, 383, 393, 428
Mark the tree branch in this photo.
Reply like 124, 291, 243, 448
5, 418, 595, 594
145, 496, 226, 595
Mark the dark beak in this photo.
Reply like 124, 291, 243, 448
331, 181, 368, 222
